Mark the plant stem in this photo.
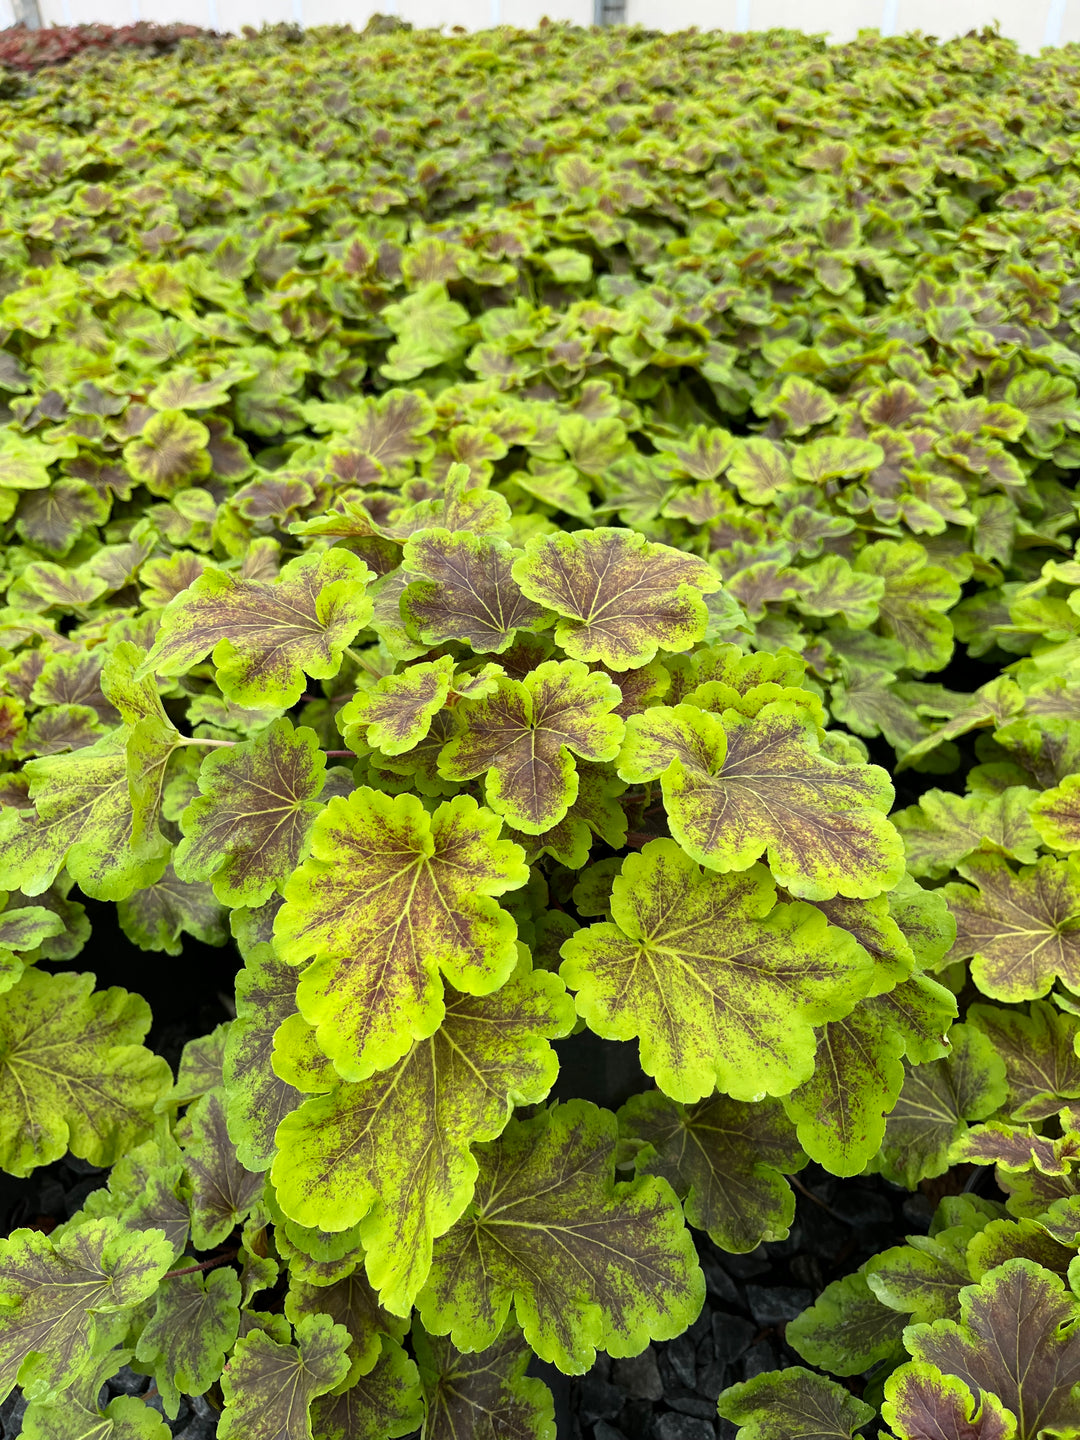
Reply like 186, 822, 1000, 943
179, 736, 236, 749
324, 749, 357, 758
344, 645, 382, 678
163, 1248, 238, 1280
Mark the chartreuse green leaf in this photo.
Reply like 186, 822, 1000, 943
340, 655, 455, 757
100, 640, 188, 852
717, 1367, 875, 1439
560, 840, 871, 1103
512, 528, 721, 670
219, 1312, 352, 1440
380, 282, 470, 380
0, 730, 167, 901
887, 873, 957, 972
134, 1267, 241, 1418
285, 1265, 408, 1378
175, 719, 327, 906
792, 436, 884, 483
224, 943, 303, 1171
781, 888, 957, 1173
618, 703, 903, 900
0, 1216, 173, 1404
272, 957, 573, 1316
1032, 774, 1080, 852
865, 1221, 984, 1327
904, 1261, 1080, 1440
856, 540, 962, 672
80, 1132, 189, 1260
22, 1351, 173, 1440
275, 787, 528, 1080
417, 1100, 703, 1374
943, 853, 1080, 1001
618, 1090, 805, 1253
400, 530, 549, 654
263, 1184, 361, 1288
415, 1321, 556, 1440
0, 899, 65, 991
782, 1004, 909, 1178
967, 1001, 1080, 1121
437, 660, 624, 835
881, 1364, 1015, 1440
893, 787, 1043, 880
141, 548, 374, 707
116, 864, 227, 955
0, 968, 170, 1176
878, 1024, 1009, 1188
784, 1267, 906, 1376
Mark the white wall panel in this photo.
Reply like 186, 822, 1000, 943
625, 0, 742, 31
7, 0, 1078, 54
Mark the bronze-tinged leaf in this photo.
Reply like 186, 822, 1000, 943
943, 853, 1080, 1002
142, 549, 374, 708
881, 1363, 1014, 1440
438, 660, 624, 836
310, 1336, 422, 1440
275, 788, 529, 1080
417, 1100, 704, 1374
401, 530, 549, 654
512, 528, 721, 671
879, 1025, 1008, 1188
906, 1261, 1080, 1440
223, 944, 303, 1172
619, 1090, 804, 1253
176, 1090, 264, 1250
219, 1313, 352, 1440
175, 720, 328, 907
967, 1000, 1080, 1122
619, 702, 903, 901
415, 1322, 555, 1440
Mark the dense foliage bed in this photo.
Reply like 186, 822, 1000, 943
0, 18, 1079, 1440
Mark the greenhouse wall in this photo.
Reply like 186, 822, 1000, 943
0, 0, 1076, 47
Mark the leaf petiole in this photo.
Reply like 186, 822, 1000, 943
162, 1248, 238, 1280
344, 645, 383, 678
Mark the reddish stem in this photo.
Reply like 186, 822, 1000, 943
163, 1248, 238, 1280
323, 749, 357, 758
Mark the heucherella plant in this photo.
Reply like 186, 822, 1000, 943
1, 16, 1080, 1438
720, 1191, 1080, 1440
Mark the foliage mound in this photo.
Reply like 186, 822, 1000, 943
0, 22, 212, 76
0, 16, 1079, 1439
